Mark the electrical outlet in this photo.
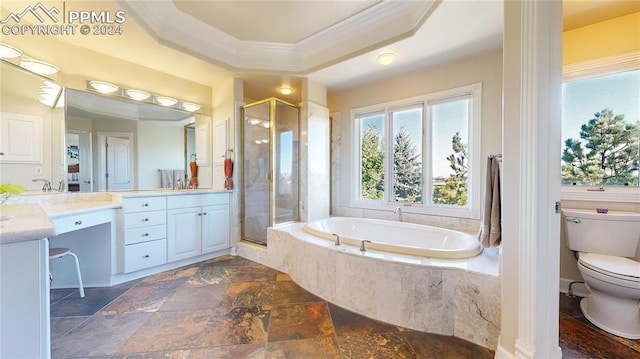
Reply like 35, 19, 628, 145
34, 166, 43, 175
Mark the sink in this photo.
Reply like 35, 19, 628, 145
0, 215, 13, 221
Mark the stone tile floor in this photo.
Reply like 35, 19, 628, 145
49, 255, 639, 358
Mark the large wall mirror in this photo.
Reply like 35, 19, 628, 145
65, 89, 198, 191
0, 60, 64, 190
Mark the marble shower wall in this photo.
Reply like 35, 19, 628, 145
265, 224, 501, 350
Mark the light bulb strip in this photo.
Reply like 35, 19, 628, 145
85, 79, 202, 113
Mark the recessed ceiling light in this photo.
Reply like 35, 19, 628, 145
182, 102, 201, 112
21, 58, 59, 75
376, 53, 396, 66
278, 87, 292, 95
0, 42, 22, 59
89, 80, 119, 94
125, 89, 150, 101
156, 96, 178, 107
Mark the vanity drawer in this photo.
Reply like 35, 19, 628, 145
123, 211, 166, 229
124, 239, 167, 273
124, 225, 166, 245
54, 210, 111, 235
122, 197, 166, 213
167, 193, 230, 209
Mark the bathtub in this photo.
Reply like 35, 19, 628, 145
303, 217, 482, 259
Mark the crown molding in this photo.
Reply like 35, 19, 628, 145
120, 0, 436, 74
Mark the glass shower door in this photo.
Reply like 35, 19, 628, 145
273, 100, 299, 225
242, 100, 271, 244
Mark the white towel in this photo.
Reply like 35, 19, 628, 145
478, 156, 501, 247
159, 169, 173, 188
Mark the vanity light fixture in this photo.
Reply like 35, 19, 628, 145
278, 86, 292, 95
376, 52, 396, 66
155, 96, 178, 107
0, 42, 22, 59
21, 58, 59, 75
125, 89, 150, 101
89, 80, 119, 94
182, 102, 201, 112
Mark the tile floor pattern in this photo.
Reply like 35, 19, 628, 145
49, 256, 639, 358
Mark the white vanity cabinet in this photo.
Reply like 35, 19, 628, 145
118, 196, 168, 273
167, 193, 230, 262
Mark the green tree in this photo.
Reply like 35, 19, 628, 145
361, 124, 384, 200
562, 109, 639, 185
393, 125, 422, 202
433, 132, 468, 205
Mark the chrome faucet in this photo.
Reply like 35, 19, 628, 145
32, 178, 52, 192
394, 206, 403, 222
332, 233, 341, 246
360, 240, 372, 252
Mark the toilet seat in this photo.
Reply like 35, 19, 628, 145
579, 253, 640, 282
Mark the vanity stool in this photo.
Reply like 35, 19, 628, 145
49, 248, 85, 298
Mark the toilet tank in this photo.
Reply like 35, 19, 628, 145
563, 208, 640, 257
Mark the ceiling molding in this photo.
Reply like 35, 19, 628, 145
120, 0, 437, 74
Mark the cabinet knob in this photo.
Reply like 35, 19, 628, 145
142, 203, 149, 207
142, 233, 149, 237
143, 254, 150, 259
198, 213, 202, 216
203, 212, 207, 216
75, 220, 82, 225
142, 218, 149, 222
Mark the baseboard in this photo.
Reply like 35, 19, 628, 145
559, 277, 588, 297
494, 344, 515, 359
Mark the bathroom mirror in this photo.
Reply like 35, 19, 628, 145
65, 89, 196, 191
0, 60, 65, 190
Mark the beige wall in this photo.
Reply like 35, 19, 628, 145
327, 49, 503, 225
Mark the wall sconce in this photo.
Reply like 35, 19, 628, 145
86, 79, 202, 113
20, 58, 59, 75
0, 42, 22, 59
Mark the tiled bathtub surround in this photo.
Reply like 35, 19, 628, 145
266, 223, 501, 350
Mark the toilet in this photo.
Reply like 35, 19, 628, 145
563, 208, 640, 339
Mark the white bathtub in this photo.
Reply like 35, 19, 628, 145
304, 217, 482, 259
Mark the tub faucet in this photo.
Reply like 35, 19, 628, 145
332, 233, 341, 246
394, 206, 403, 222
32, 178, 52, 191
360, 240, 372, 252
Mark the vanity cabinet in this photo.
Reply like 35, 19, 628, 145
118, 196, 167, 273
167, 193, 230, 262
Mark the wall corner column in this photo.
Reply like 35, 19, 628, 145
299, 78, 330, 222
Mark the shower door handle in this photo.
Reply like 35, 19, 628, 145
266, 172, 272, 182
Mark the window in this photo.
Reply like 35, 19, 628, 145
352, 83, 482, 218
561, 68, 639, 187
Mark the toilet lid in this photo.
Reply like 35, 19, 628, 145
579, 253, 640, 281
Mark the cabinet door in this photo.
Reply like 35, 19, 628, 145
201, 204, 230, 253
167, 207, 201, 262
0, 112, 43, 163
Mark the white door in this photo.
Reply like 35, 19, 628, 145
106, 136, 131, 190
167, 207, 202, 262
201, 204, 230, 253
78, 133, 93, 192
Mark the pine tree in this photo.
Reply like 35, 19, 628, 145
361, 124, 384, 200
433, 132, 468, 205
393, 125, 422, 202
562, 109, 639, 185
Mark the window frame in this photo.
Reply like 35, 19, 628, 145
561, 50, 640, 203
350, 83, 482, 219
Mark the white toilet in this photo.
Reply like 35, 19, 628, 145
563, 208, 640, 339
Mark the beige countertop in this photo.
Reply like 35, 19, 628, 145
0, 204, 56, 245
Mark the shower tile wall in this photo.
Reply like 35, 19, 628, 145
300, 102, 331, 222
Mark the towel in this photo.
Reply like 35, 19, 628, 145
478, 156, 501, 247
189, 161, 198, 188
160, 169, 173, 188
224, 158, 233, 190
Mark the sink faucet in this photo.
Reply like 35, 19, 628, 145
32, 178, 52, 192
394, 206, 403, 222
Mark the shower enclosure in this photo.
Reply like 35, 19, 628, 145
241, 98, 300, 245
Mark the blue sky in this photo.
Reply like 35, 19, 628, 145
562, 70, 640, 144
